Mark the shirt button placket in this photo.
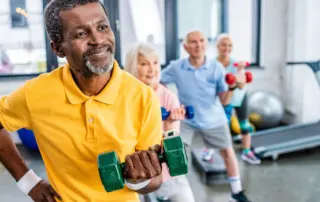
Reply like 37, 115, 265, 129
85, 99, 96, 142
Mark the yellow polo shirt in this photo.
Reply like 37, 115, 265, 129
0, 60, 162, 202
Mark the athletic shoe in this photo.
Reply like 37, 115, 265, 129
202, 148, 215, 162
241, 151, 261, 165
157, 196, 170, 201
230, 190, 251, 202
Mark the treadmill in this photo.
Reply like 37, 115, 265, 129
252, 61, 320, 160
252, 121, 320, 160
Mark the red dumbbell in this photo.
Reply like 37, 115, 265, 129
245, 71, 253, 83
225, 73, 236, 85
234, 62, 250, 67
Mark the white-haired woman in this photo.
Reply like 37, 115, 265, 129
124, 43, 195, 202
215, 33, 261, 165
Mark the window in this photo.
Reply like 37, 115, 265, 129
10, 0, 28, 28
177, 0, 222, 59
228, 0, 259, 63
0, 0, 47, 75
119, 0, 166, 65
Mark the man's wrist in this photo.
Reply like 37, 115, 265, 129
125, 179, 151, 190
17, 169, 42, 195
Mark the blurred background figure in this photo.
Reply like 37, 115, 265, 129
124, 42, 195, 202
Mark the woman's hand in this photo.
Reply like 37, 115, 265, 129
163, 105, 185, 131
235, 61, 248, 70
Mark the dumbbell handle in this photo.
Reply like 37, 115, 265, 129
118, 154, 166, 173
161, 106, 194, 121
234, 62, 250, 67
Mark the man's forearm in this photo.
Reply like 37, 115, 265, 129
136, 174, 162, 195
0, 126, 29, 181
220, 90, 234, 106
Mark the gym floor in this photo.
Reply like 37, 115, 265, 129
1, 134, 319, 202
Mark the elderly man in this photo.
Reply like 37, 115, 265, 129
160, 30, 251, 202
0, 1, 164, 201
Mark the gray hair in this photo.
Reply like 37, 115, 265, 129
183, 29, 209, 44
216, 33, 232, 46
44, 0, 107, 44
123, 42, 159, 77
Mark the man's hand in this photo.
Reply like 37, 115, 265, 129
124, 145, 162, 181
29, 180, 62, 202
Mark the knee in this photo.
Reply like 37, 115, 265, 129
239, 120, 251, 134
220, 148, 236, 160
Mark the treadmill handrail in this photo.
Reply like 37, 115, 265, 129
252, 122, 320, 137
253, 132, 320, 149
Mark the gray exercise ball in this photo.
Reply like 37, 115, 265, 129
247, 91, 284, 129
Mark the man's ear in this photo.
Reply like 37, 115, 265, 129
183, 43, 188, 52
50, 41, 65, 58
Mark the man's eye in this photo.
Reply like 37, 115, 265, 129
75, 32, 87, 38
99, 25, 108, 31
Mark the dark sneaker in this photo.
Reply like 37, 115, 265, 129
157, 196, 170, 201
230, 190, 251, 202
241, 151, 261, 165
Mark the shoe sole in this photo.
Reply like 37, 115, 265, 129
229, 196, 250, 202
241, 155, 261, 165
229, 197, 240, 202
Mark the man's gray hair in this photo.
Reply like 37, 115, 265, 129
44, 0, 106, 43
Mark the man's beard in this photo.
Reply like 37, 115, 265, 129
82, 46, 115, 78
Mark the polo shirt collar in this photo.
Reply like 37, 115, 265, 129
182, 56, 210, 70
63, 60, 122, 105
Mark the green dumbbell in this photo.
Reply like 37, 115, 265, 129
98, 135, 188, 192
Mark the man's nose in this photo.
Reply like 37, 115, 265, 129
88, 30, 104, 45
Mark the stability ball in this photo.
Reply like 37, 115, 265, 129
247, 91, 284, 129
17, 128, 39, 150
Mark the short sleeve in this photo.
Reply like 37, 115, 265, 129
160, 61, 177, 85
216, 62, 228, 94
135, 90, 163, 151
0, 85, 31, 132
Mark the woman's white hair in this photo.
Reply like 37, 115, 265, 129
123, 42, 159, 77
216, 33, 232, 46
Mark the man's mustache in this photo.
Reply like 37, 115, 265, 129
83, 45, 113, 58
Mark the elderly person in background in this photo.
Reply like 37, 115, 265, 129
160, 30, 251, 202
215, 33, 261, 165
124, 42, 195, 202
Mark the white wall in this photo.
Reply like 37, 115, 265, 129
282, 0, 320, 124
247, 0, 289, 97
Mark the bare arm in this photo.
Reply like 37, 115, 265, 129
219, 87, 235, 106
0, 122, 29, 181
